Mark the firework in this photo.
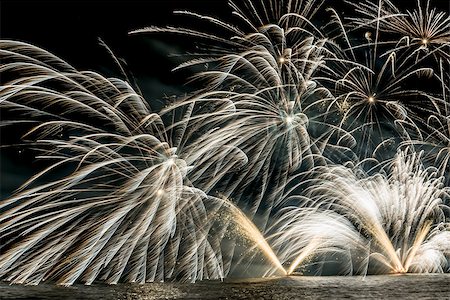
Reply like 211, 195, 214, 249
131, 0, 356, 228
348, 0, 450, 62
404, 62, 450, 186
0, 40, 236, 284
316, 6, 446, 163
271, 150, 450, 275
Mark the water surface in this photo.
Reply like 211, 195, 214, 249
1, 274, 449, 300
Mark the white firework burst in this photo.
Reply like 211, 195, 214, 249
348, 0, 450, 62
0, 0, 449, 286
317, 7, 442, 163
270, 150, 450, 275
131, 0, 355, 228
0, 40, 241, 285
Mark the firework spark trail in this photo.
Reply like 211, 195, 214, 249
0, 40, 247, 285
269, 210, 369, 276
216, 198, 286, 275
272, 150, 450, 275
404, 62, 450, 186
131, 0, 356, 227
317, 6, 447, 163
347, 0, 450, 62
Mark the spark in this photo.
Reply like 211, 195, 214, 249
285, 116, 293, 124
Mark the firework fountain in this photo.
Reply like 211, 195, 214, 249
0, 0, 449, 285
269, 150, 450, 275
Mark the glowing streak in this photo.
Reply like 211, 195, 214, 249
272, 150, 449, 276
368, 223, 405, 273
225, 201, 287, 276
403, 221, 432, 272
287, 239, 320, 275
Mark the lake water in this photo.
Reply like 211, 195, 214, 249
1, 274, 449, 300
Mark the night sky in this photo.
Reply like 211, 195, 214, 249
3, 1, 443, 79
1, 1, 230, 93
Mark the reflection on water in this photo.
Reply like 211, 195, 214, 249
1, 274, 449, 300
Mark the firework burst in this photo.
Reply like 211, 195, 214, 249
271, 150, 450, 275
348, 0, 450, 62
316, 7, 445, 163
0, 40, 239, 284
131, 0, 357, 226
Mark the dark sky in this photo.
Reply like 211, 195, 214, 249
3, 0, 438, 69
1, 1, 230, 93
1, 0, 446, 95
2, 0, 446, 87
